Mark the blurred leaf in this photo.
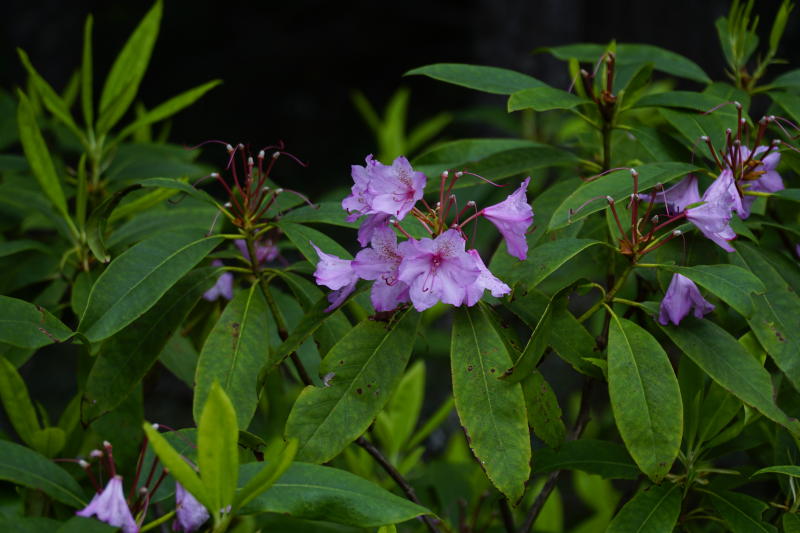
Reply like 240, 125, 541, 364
0, 355, 42, 445
660, 317, 800, 435
143, 423, 209, 510
451, 305, 530, 502
770, 69, 800, 89
607, 483, 681, 533
81, 15, 93, 127
413, 138, 536, 174
545, 43, 711, 83
406, 63, 544, 94
508, 86, 590, 112
752, 465, 800, 478
548, 162, 698, 229
17, 49, 82, 139
279, 202, 356, 228
285, 309, 420, 463
198, 382, 239, 513
241, 462, 431, 526
0, 296, 73, 349
78, 229, 222, 342
523, 370, 566, 448
194, 283, 271, 429
0, 439, 86, 507
533, 439, 639, 479
784, 514, 800, 533
29, 427, 66, 459
608, 314, 682, 482
97, 0, 163, 133
707, 489, 777, 533
635, 91, 730, 112
375, 360, 426, 458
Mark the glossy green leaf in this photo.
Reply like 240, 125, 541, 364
707, 489, 777, 533
17, 49, 82, 138
771, 91, 800, 124
533, 439, 639, 479
608, 315, 682, 482
523, 370, 566, 449
107, 206, 215, 249
198, 382, 239, 513
492, 238, 605, 288
449, 145, 579, 189
545, 43, 711, 83
78, 229, 222, 342
97, 0, 162, 132
193, 283, 271, 429
549, 307, 602, 377
138, 177, 219, 206
0, 296, 73, 349
607, 483, 681, 533
0, 239, 51, 258
0, 439, 86, 507
412, 138, 536, 176
508, 86, 590, 112
406, 63, 544, 94
451, 306, 530, 502
660, 318, 800, 435
233, 439, 298, 511
548, 162, 698, 230
752, 465, 800, 478
0, 355, 41, 445
241, 462, 431, 526
85, 267, 218, 415
658, 107, 736, 160
502, 291, 556, 382
279, 202, 357, 228
16, 91, 70, 221
635, 91, 729, 111
143, 423, 209, 510
285, 309, 420, 463
117, 80, 222, 140
86, 184, 142, 262
280, 222, 352, 264
655, 264, 765, 317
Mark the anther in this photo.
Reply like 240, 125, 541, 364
606, 196, 615, 204
275, 188, 284, 194
248, 157, 254, 167
272, 151, 280, 160
700, 135, 709, 142
103, 441, 111, 448
90, 449, 103, 458
224, 202, 232, 208
734, 101, 742, 110
226, 144, 234, 153
672, 229, 682, 236
258, 150, 265, 159
441, 170, 449, 179
237, 143, 244, 150
151, 423, 159, 430
466, 200, 476, 207
455, 171, 463, 178
79, 459, 90, 469
210, 172, 219, 178
651, 215, 659, 224
630, 169, 638, 177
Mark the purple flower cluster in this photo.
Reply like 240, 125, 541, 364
312, 156, 533, 312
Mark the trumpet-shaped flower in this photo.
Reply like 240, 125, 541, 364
686, 170, 738, 253
656, 175, 701, 214
203, 260, 233, 301
397, 230, 480, 311
658, 273, 715, 325
461, 250, 511, 306
740, 146, 784, 218
173, 482, 209, 533
235, 239, 278, 264
352, 226, 409, 311
76, 476, 138, 533
311, 243, 358, 311
481, 177, 533, 260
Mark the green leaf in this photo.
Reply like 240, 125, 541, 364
635, 91, 731, 112
143, 423, 209, 510
784, 514, 800, 533
78, 229, 222, 342
233, 439, 297, 512
81, 15, 93, 128
16, 91, 70, 221
279, 202, 357, 228
240, 462, 431, 526
280, 222, 352, 264
0, 355, 42, 445
608, 315, 682, 482
57, 517, 116, 533
375, 360, 426, 458
193, 283, 271, 429
448, 146, 579, 190
97, 0, 163, 133
508, 87, 590, 112
770, 91, 800, 125
86, 184, 142, 262
655, 264, 765, 317
0, 439, 86, 507
752, 465, 800, 478
117, 80, 222, 140
198, 382, 239, 513
771, 69, 800, 89
492, 238, 605, 288
502, 291, 556, 382
660, 318, 800, 435
707, 489, 777, 533
549, 307, 602, 377
533, 439, 639, 479
523, 370, 566, 449
548, 162, 698, 230
138, 177, 219, 206
29, 427, 66, 459
658, 107, 737, 160
451, 306, 530, 502
411, 138, 538, 177
0, 295, 73, 349
285, 309, 420, 463
85, 267, 218, 415
545, 43, 711, 83
17, 49, 82, 139
405, 63, 544, 94
606, 483, 682, 533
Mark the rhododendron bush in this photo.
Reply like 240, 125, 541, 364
3, 0, 800, 531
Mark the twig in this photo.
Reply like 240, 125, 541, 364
356, 436, 441, 533
518, 379, 595, 533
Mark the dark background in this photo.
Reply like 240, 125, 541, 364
3, 0, 797, 192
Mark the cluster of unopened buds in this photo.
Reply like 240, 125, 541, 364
312, 155, 533, 312
70, 431, 209, 533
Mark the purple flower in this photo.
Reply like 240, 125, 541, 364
461, 250, 511, 306
481, 178, 533, 260
203, 260, 233, 301
352, 226, 410, 312
342, 155, 426, 245
235, 239, 278, 264
76, 476, 139, 533
655, 175, 701, 214
397, 229, 481, 311
658, 273, 715, 326
740, 146, 784, 218
173, 482, 209, 532
311, 242, 358, 311
686, 171, 738, 253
